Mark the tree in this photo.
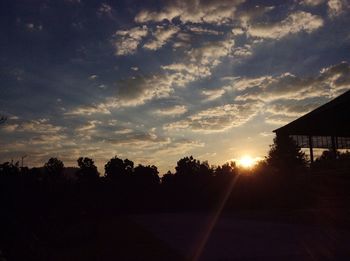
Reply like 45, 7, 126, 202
161, 171, 174, 185
0, 161, 20, 176
104, 156, 134, 180
199, 161, 214, 176
175, 156, 201, 176
44, 158, 64, 179
134, 164, 160, 186
77, 157, 99, 180
266, 134, 307, 174
215, 161, 237, 177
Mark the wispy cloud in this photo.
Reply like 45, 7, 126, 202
135, 0, 245, 25
235, 61, 350, 102
165, 102, 262, 133
154, 105, 188, 116
248, 11, 324, 39
112, 26, 148, 55
143, 25, 179, 51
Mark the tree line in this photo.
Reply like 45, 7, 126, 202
1, 135, 349, 216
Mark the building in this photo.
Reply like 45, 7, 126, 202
273, 90, 350, 162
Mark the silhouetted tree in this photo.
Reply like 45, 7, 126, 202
199, 160, 214, 176
313, 150, 350, 170
215, 161, 237, 177
76, 157, 99, 180
0, 161, 20, 176
44, 158, 64, 179
105, 156, 134, 180
161, 171, 174, 185
267, 134, 307, 174
175, 156, 201, 176
134, 164, 160, 186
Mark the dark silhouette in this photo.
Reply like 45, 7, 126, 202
215, 161, 237, 177
175, 156, 206, 176
266, 134, 307, 175
312, 149, 350, 171
0, 149, 350, 260
134, 164, 160, 186
76, 157, 99, 180
44, 157, 64, 179
105, 156, 134, 180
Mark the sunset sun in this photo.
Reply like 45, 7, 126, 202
238, 155, 256, 169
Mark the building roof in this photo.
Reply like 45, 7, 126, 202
274, 89, 350, 137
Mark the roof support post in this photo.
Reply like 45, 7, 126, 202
308, 135, 314, 164
331, 136, 338, 159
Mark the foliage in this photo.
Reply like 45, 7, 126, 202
44, 158, 64, 178
313, 150, 350, 170
175, 156, 201, 176
266, 134, 307, 174
77, 157, 99, 180
215, 161, 237, 177
105, 156, 134, 180
0, 161, 20, 176
134, 164, 160, 186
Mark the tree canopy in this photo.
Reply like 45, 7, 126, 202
266, 134, 307, 174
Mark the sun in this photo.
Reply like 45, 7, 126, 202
238, 155, 256, 169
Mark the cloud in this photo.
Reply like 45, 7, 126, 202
229, 62, 350, 126
29, 134, 69, 145
238, 5, 275, 27
154, 105, 188, 116
328, 0, 349, 17
164, 102, 262, 133
67, 37, 236, 116
89, 74, 98, 80
265, 102, 322, 117
97, 3, 113, 18
2, 119, 63, 134
231, 27, 244, 35
162, 38, 235, 80
232, 76, 272, 91
235, 61, 350, 102
202, 89, 225, 101
66, 74, 177, 115
65, 103, 111, 116
135, 0, 245, 25
264, 114, 298, 125
248, 11, 323, 39
232, 45, 252, 57
300, 0, 325, 6
112, 26, 148, 55
143, 25, 179, 50
75, 120, 102, 133
153, 138, 205, 156
105, 130, 171, 150
186, 25, 223, 35
111, 74, 176, 107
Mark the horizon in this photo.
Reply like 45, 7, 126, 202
1, 0, 350, 174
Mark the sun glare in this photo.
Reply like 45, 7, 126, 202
238, 155, 256, 168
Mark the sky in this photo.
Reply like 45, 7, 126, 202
1, 0, 350, 174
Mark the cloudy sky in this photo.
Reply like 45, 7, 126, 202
1, 0, 350, 173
